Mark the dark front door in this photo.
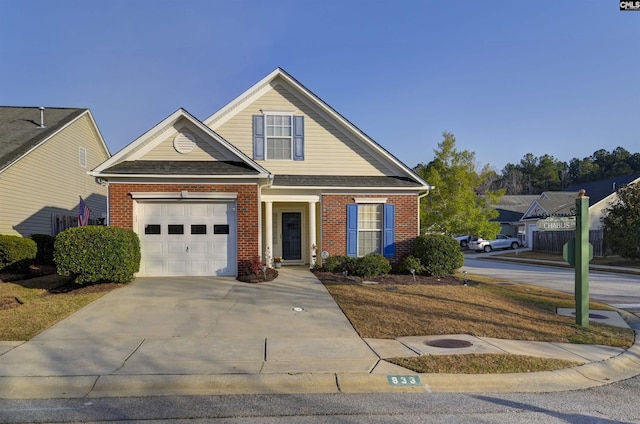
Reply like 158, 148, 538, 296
282, 212, 302, 260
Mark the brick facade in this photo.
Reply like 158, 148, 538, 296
321, 194, 419, 263
108, 183, 260, 274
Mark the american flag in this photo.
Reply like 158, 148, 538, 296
78, 196, 91, 226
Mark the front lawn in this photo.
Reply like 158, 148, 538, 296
318, 271, 635, 373
0, 274, 120, 340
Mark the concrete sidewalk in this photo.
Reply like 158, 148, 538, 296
0, 266, 639, 399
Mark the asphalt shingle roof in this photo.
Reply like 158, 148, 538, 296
0, 106, 86, 171
273, 175, 424, 188
563, 173, 640, 206
102, 160, 261, 175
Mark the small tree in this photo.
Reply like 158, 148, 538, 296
415, 132, 503, 239
602, 183, 640, 259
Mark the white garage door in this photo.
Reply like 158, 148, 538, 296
137, 201, 237, 276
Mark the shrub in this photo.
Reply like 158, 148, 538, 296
324, 255, 357, 275
325, 254, 391, 278
412, 234, 464, 276
399, 255, 424, 274
354, 253, 391, 277
0, 234, 37, 271
54, 226, 140, 284
248, 256, 265, 274
30, 234, 56, 265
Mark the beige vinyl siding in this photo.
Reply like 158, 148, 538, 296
0, 114, 109, 236
215, 79, 392, 176
140, 120, 234, 161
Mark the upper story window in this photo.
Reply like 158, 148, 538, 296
266, 114, 292, 160
253, 113, 304, 161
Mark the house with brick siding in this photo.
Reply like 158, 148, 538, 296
90, 68, 431, 277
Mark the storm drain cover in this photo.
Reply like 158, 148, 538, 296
425, 339, 473, 348
571, 312, 609, 320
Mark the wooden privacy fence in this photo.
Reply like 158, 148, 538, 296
533, 229, 605, 257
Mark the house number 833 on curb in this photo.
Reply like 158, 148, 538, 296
387, 375, 422, 386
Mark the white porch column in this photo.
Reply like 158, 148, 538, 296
308, 201, 317, 267
264, 201, 273, 266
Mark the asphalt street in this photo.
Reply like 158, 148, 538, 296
462, 255, 640, 310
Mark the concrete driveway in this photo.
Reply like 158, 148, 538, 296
0, 267, 379, 377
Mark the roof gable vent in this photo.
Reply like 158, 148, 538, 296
173, 133, 196, 154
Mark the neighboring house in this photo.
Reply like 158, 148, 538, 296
0, 107, 111, 236
520, 173, 640, 248
492, 195, 538, 243
90, 68, 431, 277
563, 173, 640, 229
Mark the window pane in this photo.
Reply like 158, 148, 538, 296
145, 224, 161, 235
357, 204, 382, 256
358, 204, 382, 230
214, 224, 230, 234
267, 137, 291, 159
191, 225, 206, 235
168, 225, 184, 235
358, 231, 381, 256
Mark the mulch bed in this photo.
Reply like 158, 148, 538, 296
236, 268, 279, 284
45, 281, 122, 295
312, 271, 461, 286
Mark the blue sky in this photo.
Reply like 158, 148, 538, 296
1, 0, 638, 172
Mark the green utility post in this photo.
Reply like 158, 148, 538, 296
575, 189, 590, 327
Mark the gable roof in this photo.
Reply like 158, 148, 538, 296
0, 106, 109, 172
493, 195, 539, 223
91, 108, 270, 178
204, 68, 431, 190
521, 192, 578, 220
563, 173, 640, 206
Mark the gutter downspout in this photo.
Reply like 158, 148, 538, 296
417, 186, 433, 235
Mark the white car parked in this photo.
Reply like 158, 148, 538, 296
468, 234, 522, 253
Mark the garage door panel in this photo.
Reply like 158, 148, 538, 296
138, 200, 237, 277
189, 241, 209, 254
167, 261, 187, 274
143, 260, 165, 275
167, 242, 187, 255
166, 204, 187, 217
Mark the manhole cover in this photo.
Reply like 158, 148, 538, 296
425, 339, 473, 348
571, 312, 609, 320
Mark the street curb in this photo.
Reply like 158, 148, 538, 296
480, 255, 640, 276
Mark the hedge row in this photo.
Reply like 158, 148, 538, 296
54, 226, 141, 284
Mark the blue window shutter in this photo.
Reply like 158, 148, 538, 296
253, 115, 265, 160
293, 115, 304, 161
383, 204, 395, 258
346, 204, 358, 257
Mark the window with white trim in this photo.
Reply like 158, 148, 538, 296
357, 204, 383, 256
266, 114, 292, 160
347, 202, 395, 258
253, 113, 304, 161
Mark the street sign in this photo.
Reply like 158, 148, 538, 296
562, 238, 593, 267
537, 216, 576, 231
